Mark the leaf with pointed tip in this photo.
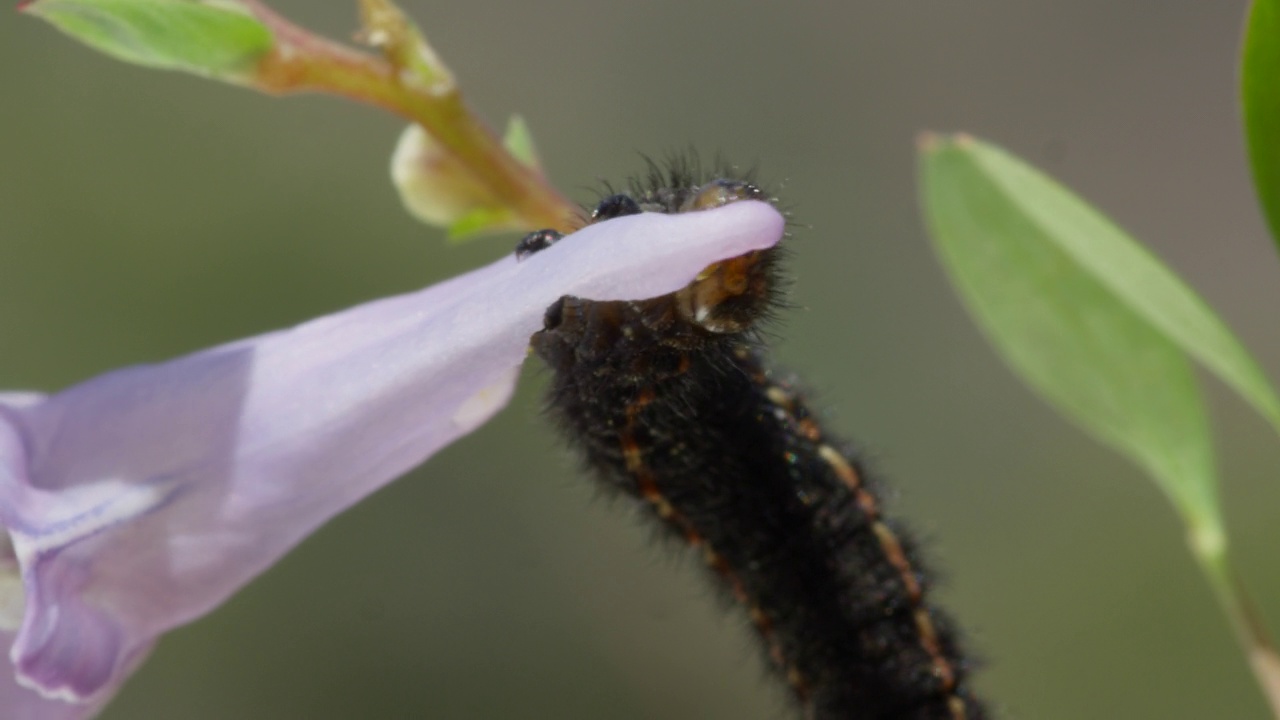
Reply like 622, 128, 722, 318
23, 0, 272, 82
919, 135, 1279, 547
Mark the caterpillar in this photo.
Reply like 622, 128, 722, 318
519, 158, 988, 720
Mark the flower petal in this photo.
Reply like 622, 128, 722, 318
0, 632, 113, 720
0, 201, 784, 708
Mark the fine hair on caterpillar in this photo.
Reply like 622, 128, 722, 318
519, 157, 989, 720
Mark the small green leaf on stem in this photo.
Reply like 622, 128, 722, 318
446, 207, 515, 243
357, 0, 453, 93
502, 115, 541, 170
1243, 0, 1280, 255
920, 134, 1233, 537
23, 0, 273, 81
27, 0, 578, 232
391, 124, 524, 240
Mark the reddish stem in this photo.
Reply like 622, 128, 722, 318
241, 0, 578, 232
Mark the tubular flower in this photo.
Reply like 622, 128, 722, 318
0, 202, 785, 718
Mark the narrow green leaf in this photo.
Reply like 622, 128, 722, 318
23, 0, 273, 81
446, 207, 515, 243
1243, 0, 1280, 254
502, 115, 541, 170
921, 134, 1230, 539
932, 136, 1280, 435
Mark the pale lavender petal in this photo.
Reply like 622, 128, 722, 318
0, 632, 112, 720
0, 200, 784, 708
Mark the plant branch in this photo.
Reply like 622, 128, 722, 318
241, 0, 578, 232
1195, 534, 1280, 719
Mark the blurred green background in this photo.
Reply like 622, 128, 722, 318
5, 2, 1279, 718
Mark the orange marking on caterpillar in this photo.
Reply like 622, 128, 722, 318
815, 430, 966, 716
797, 418, 822, 443
872, 521, 923, 602
818, 444, 859, 489
621, 380, 808, 707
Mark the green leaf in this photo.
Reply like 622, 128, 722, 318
502, 115, 541, 170
919, 134, 1277, 543
391, 124, 523, 240
1243, 0, 1280, 254
925, 135, 1280, 437
23, 0, 273, 81
446, 207, 514, 243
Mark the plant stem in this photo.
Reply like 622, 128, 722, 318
240, 1, 578, 232
1194, 529, 1280, 718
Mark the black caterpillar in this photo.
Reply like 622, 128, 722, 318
519, 160, 988, 720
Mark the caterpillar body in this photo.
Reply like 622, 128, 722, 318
521, 161, 988, 720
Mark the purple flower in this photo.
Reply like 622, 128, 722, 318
0, 202, 785, 718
